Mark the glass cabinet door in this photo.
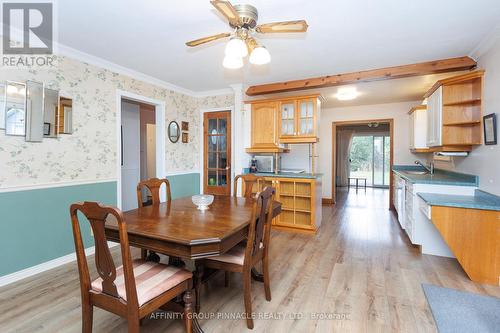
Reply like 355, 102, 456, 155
280, 102, 295, 136
298, 99, 314, 136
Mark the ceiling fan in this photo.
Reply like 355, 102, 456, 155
186, 0, 308, 69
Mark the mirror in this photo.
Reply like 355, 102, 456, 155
168, 121, 180, 143
58, 97, 73, 134
0, 83, 5, 129
5, 82, 26, 136
43, 88, 59, 138
25, 81, 44, 142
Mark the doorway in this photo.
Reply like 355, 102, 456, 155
120, 99, 157, 211
203, 111, 231, 195
116, 91, 166, 210
349, 134, 391, 187
332, 119, 394, 206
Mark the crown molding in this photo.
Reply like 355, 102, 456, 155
56, 43, 198, 96
469, 22, 500, 60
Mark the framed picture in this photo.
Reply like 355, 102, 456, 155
43, 122, 51, 136
181, 121, 189, 131
483, 113, 497, 145
182, 132, 188, 143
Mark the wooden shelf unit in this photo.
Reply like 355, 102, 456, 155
425, 70, 484, 149
251, 176, 322, 233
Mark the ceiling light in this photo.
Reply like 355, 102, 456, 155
249, 46, 271, 65
225, 37, 248, 58
223, 55, 243, 69
334, 87, 360, 101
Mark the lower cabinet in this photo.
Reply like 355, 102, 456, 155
253, 176, 322, 233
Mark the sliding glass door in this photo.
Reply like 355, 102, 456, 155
349, 135, 390, 187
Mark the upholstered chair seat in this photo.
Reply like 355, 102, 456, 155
91, 259, 192, 306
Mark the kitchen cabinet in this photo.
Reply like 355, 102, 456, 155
245, 94, 322, 152
409, 105, 428, 152
251, 176, 322, 233
278, 95, 320, 143
394, 172, 477, 256
423, 70, 484, 152
246, 101, 284, 153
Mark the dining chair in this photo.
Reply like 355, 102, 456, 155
233, 174, 265, 198
196, 187, 276, 329
136, 178, 171, 261
70, 201, 194, 333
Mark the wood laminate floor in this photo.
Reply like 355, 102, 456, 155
1, 188, 499, 333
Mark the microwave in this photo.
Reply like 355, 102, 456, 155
254, 155, 280, 173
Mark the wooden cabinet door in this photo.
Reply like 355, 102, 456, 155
251, 102, 277, 148
278, 101, 296, 138
296, 98, 316, 138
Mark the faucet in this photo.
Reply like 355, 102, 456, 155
415, 160, 434, 174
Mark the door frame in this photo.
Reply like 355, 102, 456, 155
331, 118, 394, 209
199, 106, 234, 195
116, 90, 166, 209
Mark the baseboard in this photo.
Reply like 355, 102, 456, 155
0, 242, 119, 288
322, 198, 334, 205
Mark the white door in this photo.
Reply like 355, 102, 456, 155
121, 101, 141, 211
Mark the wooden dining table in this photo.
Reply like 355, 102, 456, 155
104, 195, 282, 332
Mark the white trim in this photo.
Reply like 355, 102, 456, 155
469, 22, 500, 60
0, 242, 119, 288
0, 178, 117, 193
198, 106, 235, 194
116, 90, 166, 209
57, 43, 234, 98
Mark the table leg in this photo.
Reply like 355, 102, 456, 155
194, 264, 204, 313
364, 179, 367, 192
347, 178, 351, 191
356, 179, 359, 193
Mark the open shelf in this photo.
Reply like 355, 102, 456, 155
443, 121, 481, 126
443, 99, 481, 107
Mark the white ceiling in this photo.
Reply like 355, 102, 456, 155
58, 0, 500, 92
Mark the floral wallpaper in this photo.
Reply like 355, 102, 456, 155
0, 56, 234, 188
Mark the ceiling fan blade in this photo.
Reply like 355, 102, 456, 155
185, 32, 231, 47
256, 20, 309, 33
210, 0, 240, 25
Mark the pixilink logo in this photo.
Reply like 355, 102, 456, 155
2, 1, 55, 67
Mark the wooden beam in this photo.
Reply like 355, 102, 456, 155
245, 56, 477, 96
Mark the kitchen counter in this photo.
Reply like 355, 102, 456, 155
247, 172, 322, 179
417, 189, 500, 211
392, 165, 478, 186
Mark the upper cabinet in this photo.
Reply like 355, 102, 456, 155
247, 101, 281, 152
246, 94, 322, 153
278, 95, 321, 143
409, 105, 428, 152
422, 70, 484, 152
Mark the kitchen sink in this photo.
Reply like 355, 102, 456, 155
404, 170, 429, 175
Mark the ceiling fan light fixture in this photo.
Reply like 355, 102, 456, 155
249, 46, 271, 65
225, 37, 248, 58
223, 54, 243, 69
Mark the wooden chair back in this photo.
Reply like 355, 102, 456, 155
136, 178, 172, 207
234, 174, 265, 198
244, 187, 275, 266
70, 201, 139, 308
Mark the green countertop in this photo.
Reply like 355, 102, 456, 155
417, 190, 500, 211
392, 165, 478, 186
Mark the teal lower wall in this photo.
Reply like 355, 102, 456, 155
0, 173, 200, 277
167, 173, 200, 199
0, 181, 117, 276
